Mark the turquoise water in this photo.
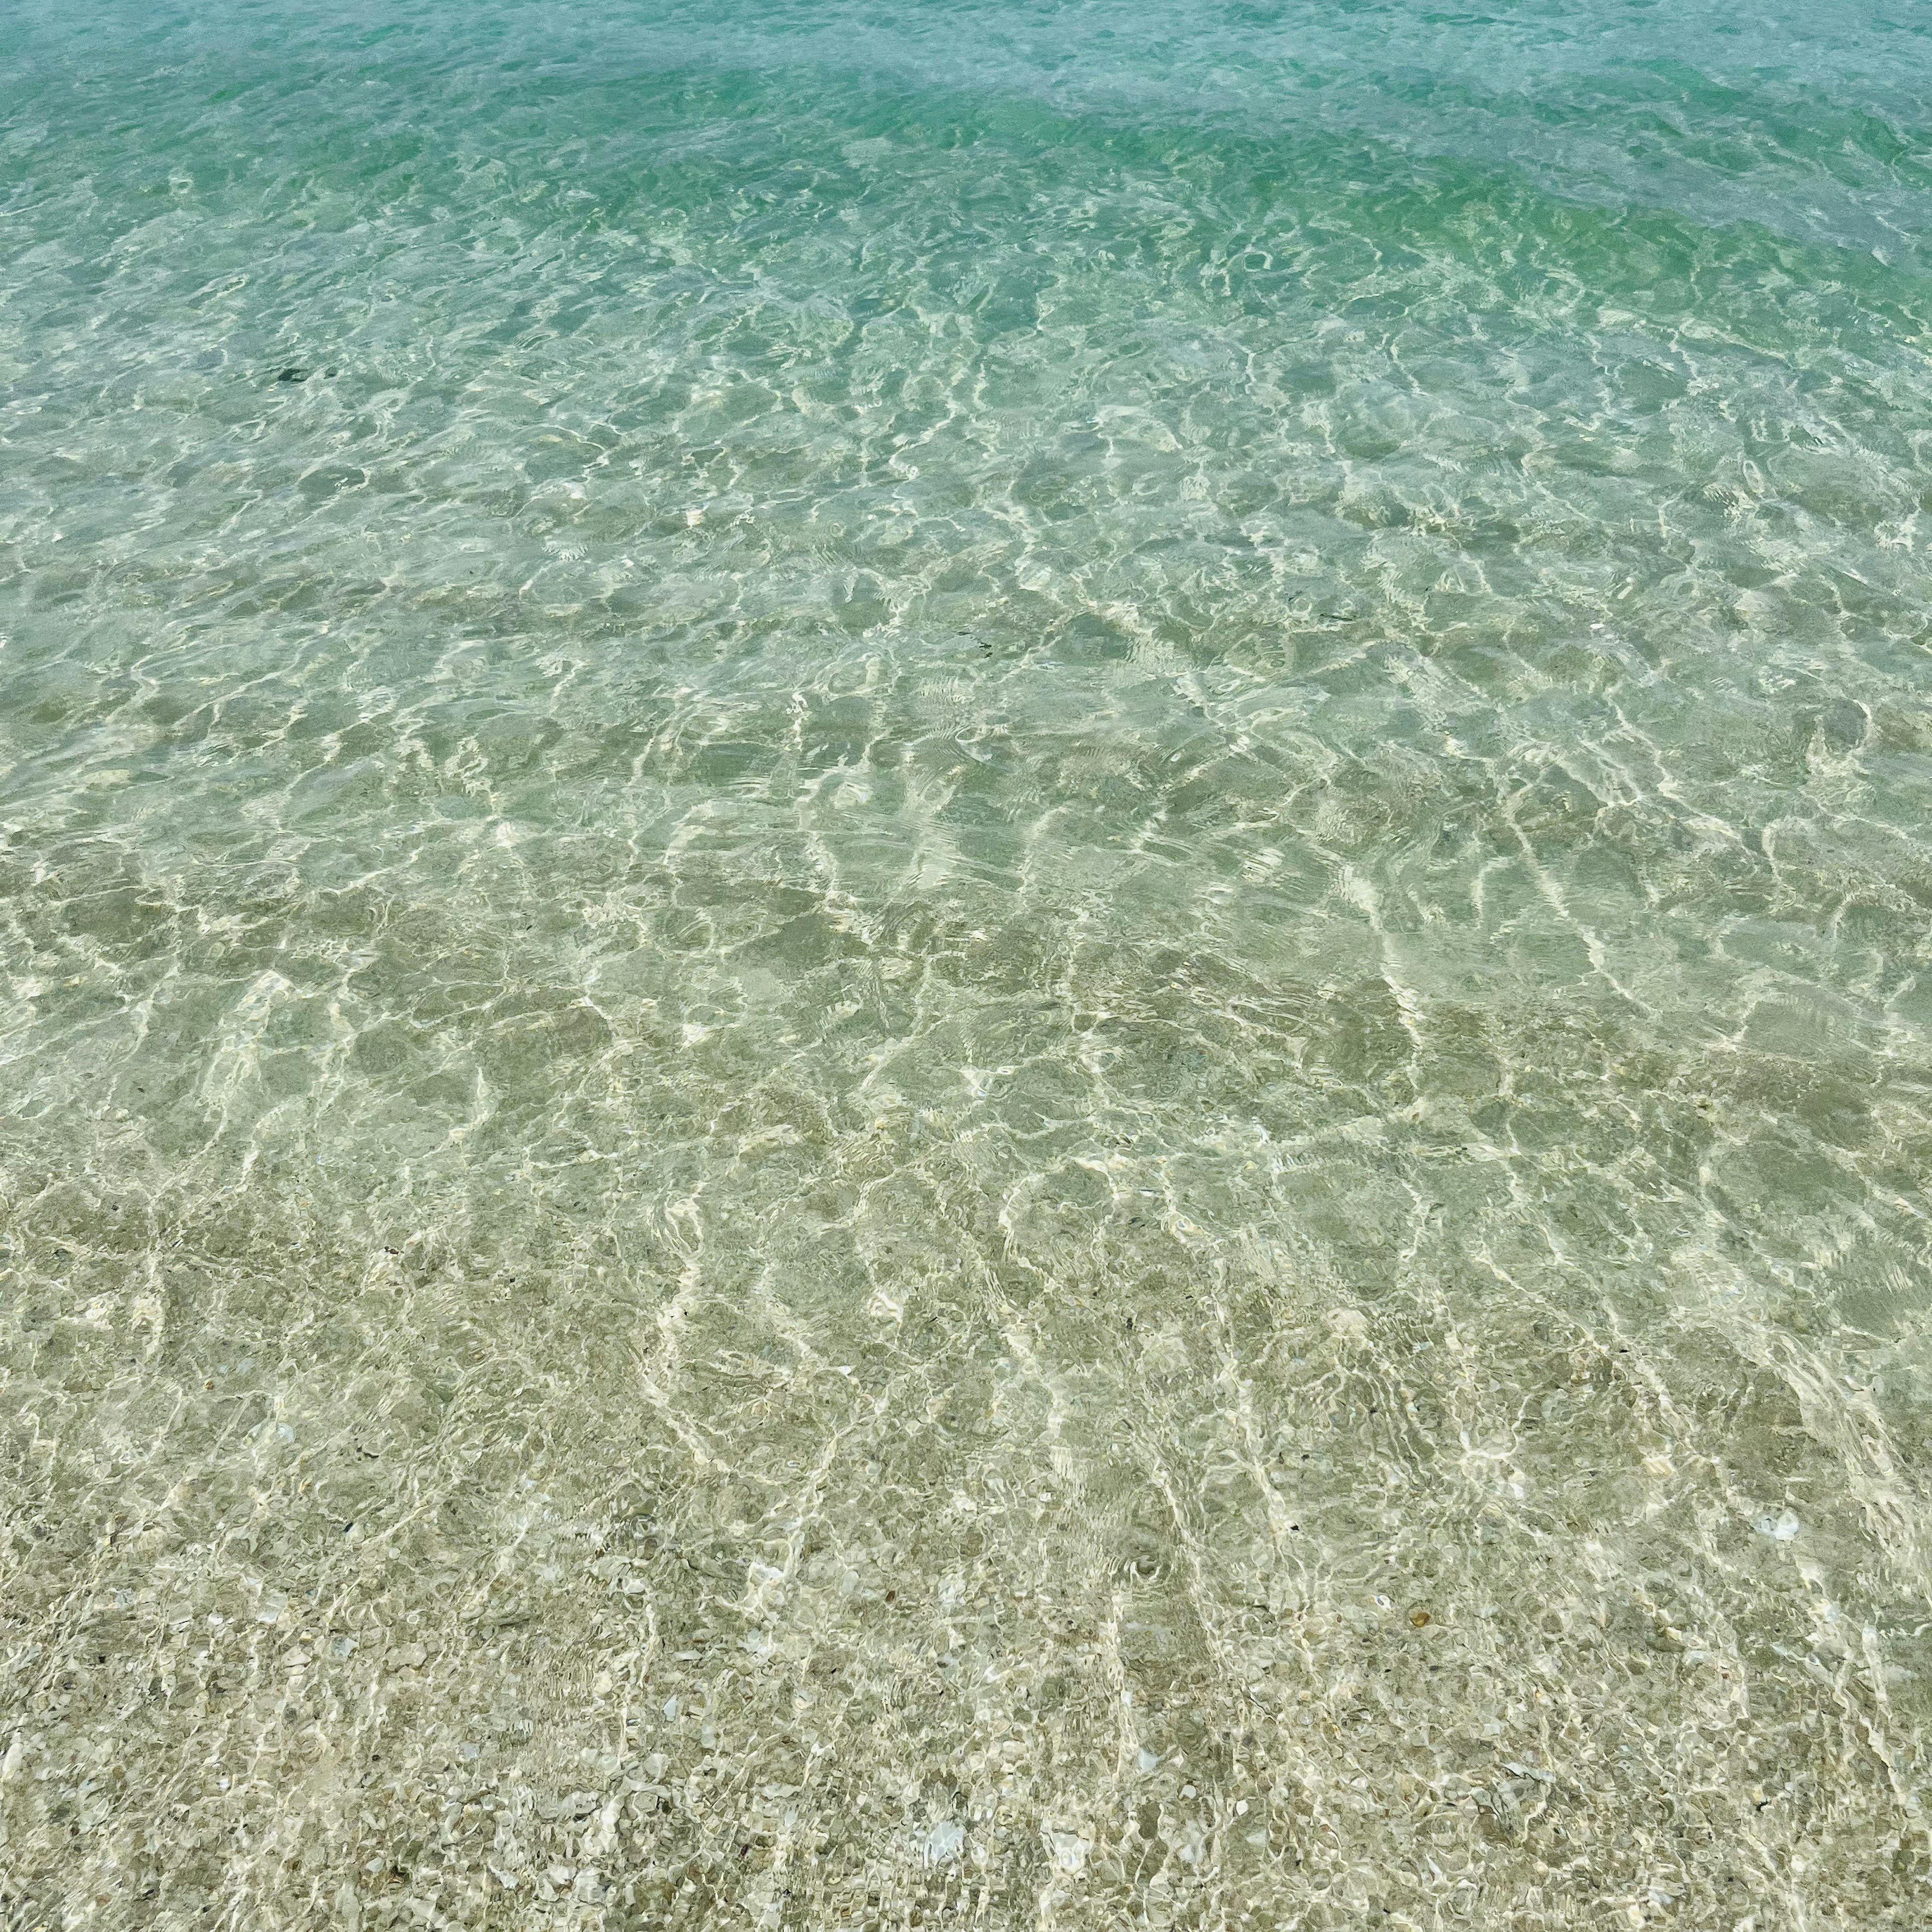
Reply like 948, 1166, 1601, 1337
5, 2, 1932, 1923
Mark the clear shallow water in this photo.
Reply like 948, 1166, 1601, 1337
4, 1, 1932, 1923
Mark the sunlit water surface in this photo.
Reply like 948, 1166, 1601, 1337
5, 2, 1932, 1925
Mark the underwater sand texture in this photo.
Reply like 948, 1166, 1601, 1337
4, 2, 1932, 1925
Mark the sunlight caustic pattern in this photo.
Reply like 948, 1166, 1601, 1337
4, 3, 1932, 1926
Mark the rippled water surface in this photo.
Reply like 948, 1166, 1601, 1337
6, 3, 1932, 1925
